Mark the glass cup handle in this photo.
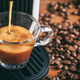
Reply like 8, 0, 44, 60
35, 25, 54, 46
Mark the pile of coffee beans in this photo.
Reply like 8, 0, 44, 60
39, 1, 80, 80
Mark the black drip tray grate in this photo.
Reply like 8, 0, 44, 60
0, 46, 50, 80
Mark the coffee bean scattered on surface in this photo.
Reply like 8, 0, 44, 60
40, 1, 80, 80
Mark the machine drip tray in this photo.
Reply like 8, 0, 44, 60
0, 46, 50, 80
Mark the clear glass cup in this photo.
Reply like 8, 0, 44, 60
0, 11, 54, 70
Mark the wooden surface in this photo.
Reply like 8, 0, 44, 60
39, 0, 80, 79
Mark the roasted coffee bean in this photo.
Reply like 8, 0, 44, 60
49, 14, 54, 18
68, 45, 76, 51
50, 59, 54, 65
51, 77, 56, 80
76, 54, 80, 60
64, 16, 70, 20
68, 25, 73, 29
50, 54, 55, 60
71, 63, 76, 66
74, 45, 78, 50
64, 44, 69, 48
70, 65, 77, 72
77, 40, 80, 46
56, 39, 61, 44
49, 20, 53, 25
71, 51, 76, 57
66, 50, 71, 55
57, 64, 63, 69
71, 59, 77, 63
63, 52, 70, 59
68, 4, 72, 9
56, 76, 60, 80
65, 12, 70, 16
66, 71, 71, 76
49, 2, 55, 7
60, 70, 66, 75
45, 75, 52, 79
72, 40, 77, 44
55, 53, 59, 57
77, 47, 80, 52
78, 4, 80, 9
57, 23, 62, 29
66, 74, 77, 79
62, 60, 71, 65
62, 25, 68, 30
39, 13, 45, 17
60, 55, 65, 59
50, 47, 55, 51
63, 31, 69, 35
56, 57, 61, 61
43, 17, 49, 21
69, 56, 74, 60
43, 21, 49, 25
63, 65, 68, 70
58, 73, 64, 79
59, 12, 65, 17
73, 11, 78, 15
49, 8, 57, 13
44, 13, 50, 17
48, 43, 53, 47
69, 34, 76, 38
61, 8, 66, 12
54, 60, 60, 65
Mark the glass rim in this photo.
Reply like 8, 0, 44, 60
0, 11, 41, 44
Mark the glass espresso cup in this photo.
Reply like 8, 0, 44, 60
0, 11, 54, 70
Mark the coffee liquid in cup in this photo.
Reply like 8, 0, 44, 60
0, 1, 35, 64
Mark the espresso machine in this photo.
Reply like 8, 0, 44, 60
0, 0, 50, 80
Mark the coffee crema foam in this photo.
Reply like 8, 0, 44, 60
0, 26, 35, 64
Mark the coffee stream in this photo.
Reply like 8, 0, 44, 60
8, 1, 13, 33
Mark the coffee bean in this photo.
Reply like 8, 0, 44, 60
71, 51, 76, 57
69, 34, 76, 38
43, 17, 49, 21
60, 55, 65, 59
68, 25, 73, 29
66, 74, 77, 79
49, 20, 53, 25
68, 45, 76, 51
64, 44, 69, 48
57, 64, 63, 69
58, 73, 64, 79
61, 8, 66, 12
71, 63, 76, 66
51, 77, 56, 80
39, 13, 45, 17
63, 31, 69, 35
60, 70, 66, 75
50, 59, 54, 65
64, 16, 70, 20
57, 23, 62, 29
70, 65, 77, 72
54, 60, 60, 65
76, 54, 80, 60
64, 52, 70, 59
49, 3, 55, 7
69, 56, 74, 60
77, 40, 80, 46
56, 39, 61, 44
45, 75, 52, 79
63, 65, 68, 70
78, 4, 80, 9
56, 57, 61, 61
62, 60, 71, 65
44, 13, 50, 17
66, 71, 71, 76
49, 14, 54, 18
50, 54, 55, 60
59, 12, 65, 17
65, 12, 70, 16
73, 11, 78, 15
55, 53, 59, 57
56, 76, 60, 80
66, 50, 71, 55
48, 43, 53, 47
77, 47, 80, 52
74, 45, 78, 50
43, 21, 49, 25
71, 59, 77, 63
68, 4, 72, 9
